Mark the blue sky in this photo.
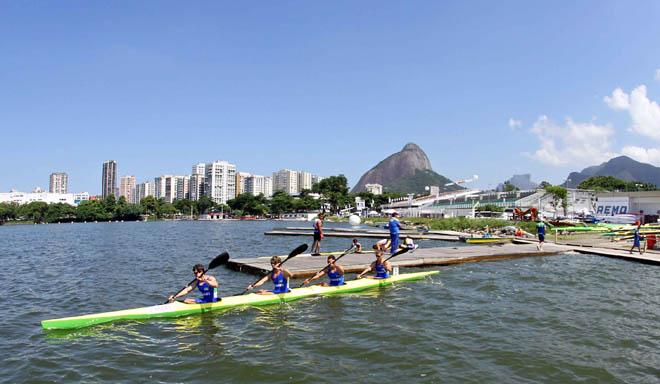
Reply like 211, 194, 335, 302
2, 1, 660, 194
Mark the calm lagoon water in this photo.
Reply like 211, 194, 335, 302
1, 220, 658, 383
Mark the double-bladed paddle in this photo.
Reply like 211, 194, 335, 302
298, 245, 357, 288
241, 243, 308, 294
165, 252, 230, 304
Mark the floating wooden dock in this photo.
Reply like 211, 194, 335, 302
226, 242, 572, 278
227, 240, 659, 278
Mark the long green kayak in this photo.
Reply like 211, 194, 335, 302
42, 271, 438, 330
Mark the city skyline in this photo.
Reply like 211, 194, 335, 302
2, 2, 660, 193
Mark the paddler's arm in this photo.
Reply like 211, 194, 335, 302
303, 270, 325, 285
335, 265, 345, 275
168, 281, 198, 302
383, 261, 392, 273
356, 263, 374, 279
282, 268, 293, 280
246, 274, 270, 290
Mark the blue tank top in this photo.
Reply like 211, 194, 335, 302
327, 268, 345, 286
197, 281, 218, 302
375, 262, 389, 278
271, 271, 290, 293
537, 222, 545, 235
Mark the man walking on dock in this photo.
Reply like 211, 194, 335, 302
389, 212, 401, 255
311, 212, 324, 256
536, 218, 546, 251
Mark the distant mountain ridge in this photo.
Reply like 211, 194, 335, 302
564, 156, 660, 188
497, 174, 538, 191
351, 143, 463, 194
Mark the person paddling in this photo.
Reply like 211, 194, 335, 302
246, 256, 292, 294
168, 264, 219, 304
357, 248, 392, 279
352, 238, 363, 253
302, 255, 346, 287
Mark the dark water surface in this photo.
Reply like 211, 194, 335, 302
1, 221, 658, 383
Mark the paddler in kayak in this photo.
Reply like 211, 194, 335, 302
357, 247, 392, 279
302, 255, 346, 286
246, 256, 293, 294
168, 264, 219, 304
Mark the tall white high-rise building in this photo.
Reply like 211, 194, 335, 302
272, 169, 298, 195
135, 181, 154, 204
49, 172, 68, 194
204, 161, 236, 205
245, 175, 273, 197
189, 173, 205, 201
192, 163, 206, 176
154, 175, 180, 203
175, 176, 190, 200
297, 171, 312, 193
119, 176, 136, 203
263, 176, 273, 198
102, 160, 117, 198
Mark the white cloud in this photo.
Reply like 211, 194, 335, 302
508, 118, 522, 130
604, 88, 630, 110
604, 85, 660, 141
620, 146, 660, 166
526, 115, 616, 166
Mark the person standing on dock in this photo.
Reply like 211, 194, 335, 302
629, 221, 645, 255
311, 212, 324, 256
246, 256, 293, 294
536, 218, 546, 251
389, 212, 401, 255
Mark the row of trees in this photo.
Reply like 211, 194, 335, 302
0, 195, 227, 224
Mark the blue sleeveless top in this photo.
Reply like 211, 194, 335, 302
197, 281, 218, 303
271, 271, 290, 293
327, 268, 345, 286
375, 262, 389, 278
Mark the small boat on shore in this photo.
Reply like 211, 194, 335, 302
460, 237, 512, 244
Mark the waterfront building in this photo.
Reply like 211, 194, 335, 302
272, 169, 298, 195
245, 175, 273, 197
73, 192, 90, 205
235, 172, 252, 196
297, 171, 313, 193
154, 175, 180, 203
49, 172, 68, 194
204, 160, 236, 205
0, 189, 80, 205
189, 174, 205, 201
102, 160, 117, 198
365, 183, 383, 195
135, 181, 154, 204
192, 163, 206, 176
119, 175, 136, 203
175, 176, 190, 200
